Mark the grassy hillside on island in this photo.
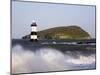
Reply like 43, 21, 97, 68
22, 26, 91, 39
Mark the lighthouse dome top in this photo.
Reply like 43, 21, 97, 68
31, 20, 37, 26
32, 20, 36, 23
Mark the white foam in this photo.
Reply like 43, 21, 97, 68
12, 45, 95, 74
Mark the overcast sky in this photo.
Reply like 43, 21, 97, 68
12, 1, 96, 39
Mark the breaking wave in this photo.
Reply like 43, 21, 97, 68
12, 45, 95, 74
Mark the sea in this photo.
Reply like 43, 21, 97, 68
12, 39, 96, 74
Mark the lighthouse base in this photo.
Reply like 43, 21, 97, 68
30, 39, 38, 42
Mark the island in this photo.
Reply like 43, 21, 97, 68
22, 26, 91, 40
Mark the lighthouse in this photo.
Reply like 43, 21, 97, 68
30, 20, 38, 42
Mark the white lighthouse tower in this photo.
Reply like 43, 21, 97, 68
30, 20, 38, 42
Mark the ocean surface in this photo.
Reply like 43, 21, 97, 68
12, 39, 96, 74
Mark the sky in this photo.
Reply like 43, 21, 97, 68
12, 1, 96, 39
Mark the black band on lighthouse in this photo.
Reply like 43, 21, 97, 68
31, 32, 37, 35
31, 23, 37, 26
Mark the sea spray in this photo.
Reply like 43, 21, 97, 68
12, 45, 95, 74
